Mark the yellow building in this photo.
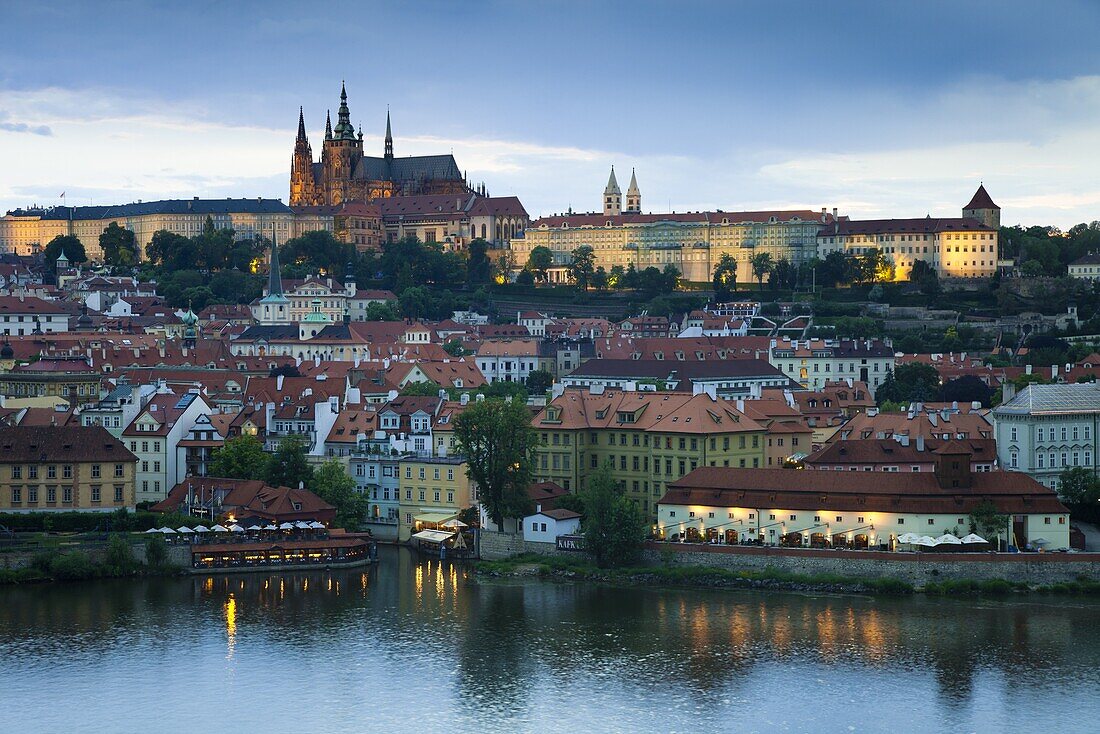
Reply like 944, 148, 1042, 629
0, 199, 332, 261
532, 387, 767, 519
0, 425, 138, 512
816, 185, 1000, 279
396, 456, 475, 541
510, 168, 830, 284
0, 357, 101, 406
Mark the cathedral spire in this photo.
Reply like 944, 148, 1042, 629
603, 166, 622, 216
625, 167, 641, 214
385, 109, 393, 159
335, 81, 354, 139
325, 110, 332, 141
296, 107, 307, 142
265, 227, 285, 300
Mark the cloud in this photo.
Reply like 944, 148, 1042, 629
0, 110, 52, 136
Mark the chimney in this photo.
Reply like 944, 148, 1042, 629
460, 392, 469, 406
1052, 364, 1059, 380
1002, 381, 1016, 402
276, 374, 285, 391
832, 207, 837, 220
916, 434, 925, 452
1026, 364, 1033, 375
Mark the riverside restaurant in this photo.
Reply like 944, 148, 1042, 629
190, 537, 373, 571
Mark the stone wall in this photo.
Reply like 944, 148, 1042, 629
478, 531, 575, 561
643, 543, 1100, 586
0, 540, 191, 571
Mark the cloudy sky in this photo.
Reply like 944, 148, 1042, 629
2, 0, 1100, 227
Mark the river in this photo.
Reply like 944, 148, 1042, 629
1, 546, 1098, 733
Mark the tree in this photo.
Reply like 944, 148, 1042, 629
525, 369, 553, 395
443, 339, 466, 357
591, 266, 608, 291
44, 235, 87, 270
265, 436, 314, 489
312, 459, 368, 530
909, 259, 941, 295
568, 245, 596, 290
526, 246, 554, 283
750, 252, 773, 287
875, 363, 941, 405
399, 286, 432, 319
969, 499, 1008, 548
711, 254, 738, 302
281, 229, 356, 277
858, 248, 889, 284
580, 466, 648, 568
453, 398, 537, 528
400, 380, 444, 397
938, 375, 993, 408
817, 251, 856, 287
608, 264, 626, 289
365, 301, 399, 321
467, 238, 492, 286
209, 435, 271, 480
1057, 467, 1100, 516
99, 222, 139, 268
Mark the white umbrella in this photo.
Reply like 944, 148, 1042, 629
246, 525, 262, 531
263, 523, 278, 531
228, 524, 245, 533
295, 521, 311, 529
309, 521, 326, 529
915, 535, 938, 547
210, 524, 230, 532
176, 526, 194, 534
441, 518, 468, 529
1031, 537, 1051, 547
193, 525, 210, 533
158, 527, 177, 534
961, 533, 988, 544
934, 533, 963, 545
896, 533, 919, 544
143, 527, 159, 533
279, 522, 295, 530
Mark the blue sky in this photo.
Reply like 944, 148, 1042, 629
3, 0, 1100, 227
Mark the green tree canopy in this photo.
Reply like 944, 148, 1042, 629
100, 222, 140, 268
44, 235, 87, 270
281, 229, 356, 277
581, 466, 648, 568
526, 246, 554, 283
209, 435, 272, 480
265, 436, 315, 490
968, 499, 1008, 546
750, 252, 773, 286
712, 254, 738, 301
938, 375, 993, 408
525, 369, 553, 395
312, 459, 368, 530
467, 238, 492, 285
568, 245, 596, 290
453, 398, 537, 527
875, 363, 941, 405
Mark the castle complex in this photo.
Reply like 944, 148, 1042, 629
289, 83, 471, 207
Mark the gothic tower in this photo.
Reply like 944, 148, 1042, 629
603, 166, 622, 217
289, 107, 316, 206
321, 82, 364, 205
625, 168, 641, 214
962, 183, 1001, 230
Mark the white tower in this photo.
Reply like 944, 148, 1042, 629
603, 166, 622, 216
625, 168, 641, 214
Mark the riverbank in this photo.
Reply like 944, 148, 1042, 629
474, 553, 1100, 596
0, 536, 182, 584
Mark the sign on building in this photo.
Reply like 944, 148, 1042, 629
556, 534, 585, 552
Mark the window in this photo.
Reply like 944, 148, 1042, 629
114, 486, 123, 502
11, 466, 20, 480
48, 465, 57, 479
91, 464, 101, 479
63, 487, 73, 503
91, 485, 101, 503
928, 518, 935, 525
835, 516, 843, 522
11, 487, 20, 503
28, 465, 37, 480
897, 518, 904, 524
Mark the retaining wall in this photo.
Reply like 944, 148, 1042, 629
479, 531, 1100, 586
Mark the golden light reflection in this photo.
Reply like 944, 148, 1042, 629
415, 563, 424, 598
225, 595, 237, 659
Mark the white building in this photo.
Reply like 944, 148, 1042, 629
523, 507, 581, 543
1069, 254, 1100, 281
768, 338, 895, 394
0, 295, 69, 336
122, 390, 212, 503
992, 382, 1100, 490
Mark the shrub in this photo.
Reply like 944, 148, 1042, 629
104, 534, 136, 575
48, 551, 99, 581
144, 536, 169, 568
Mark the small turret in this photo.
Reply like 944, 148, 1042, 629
324, 110, 332, 141
963, 183, 1001, 230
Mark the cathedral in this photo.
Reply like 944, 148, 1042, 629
290, 83, 471, 206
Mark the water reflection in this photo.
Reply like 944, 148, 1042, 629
1, 549, 1100, 733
